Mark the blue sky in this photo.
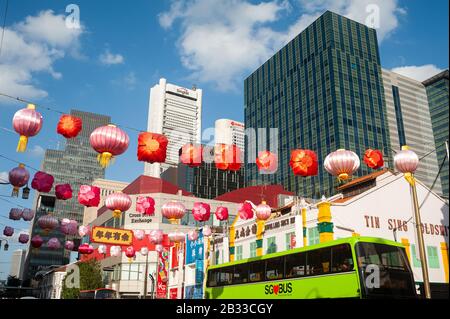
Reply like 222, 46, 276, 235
0, 0, 448, 279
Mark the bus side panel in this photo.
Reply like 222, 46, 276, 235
206, 272, 361, 299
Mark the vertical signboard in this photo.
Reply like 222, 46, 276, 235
156, 247, 169, 299
185, 231, 204, 299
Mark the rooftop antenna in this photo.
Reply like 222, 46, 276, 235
192, 84, 197, 91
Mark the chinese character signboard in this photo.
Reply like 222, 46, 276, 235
185, 232, 204, 264
156, 247, 169, 299
91, 226, 133, 246
185, 231, 205, 299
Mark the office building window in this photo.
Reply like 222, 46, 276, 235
427, 246, 440, 269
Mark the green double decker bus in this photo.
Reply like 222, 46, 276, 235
206, 237, 417, 299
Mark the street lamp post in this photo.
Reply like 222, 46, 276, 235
143, 252, 149, 299
394, 145, 431, 299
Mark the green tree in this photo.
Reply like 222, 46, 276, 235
61, 259, 104, 299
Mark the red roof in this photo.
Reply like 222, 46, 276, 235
214, 185, 293, 208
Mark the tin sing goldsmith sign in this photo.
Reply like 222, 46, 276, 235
91, 226, 133, 246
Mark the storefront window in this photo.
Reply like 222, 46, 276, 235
308, 227, 320, 245
427, 246, 440, 269
266, 237, 277, 254
250, 242, 257, 258
410, 244, 422, 268
235, 246, 243, 261
285, 232, 295, 250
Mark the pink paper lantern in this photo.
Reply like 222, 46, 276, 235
22, 209, 35, 221
19, 233, 29, 244
90, 124, 130, 168
60, 219, 78, 236
9, 208, 23, 221
105, 192, 132, 219
98, 244, 107, 255
192, 202, 211, 222
78, 185, 100, 207
215, 206, 229, 221
110, 246, 122, 257
12, 104, 43, 152
140, 247, 149, 256
31, 171, 54, 193
64, 241, 75, 251
168, 231, 185, 243
37, 214, 59, 233
238, 202, 254, 220
78, 225, 90, 237
136, 196, 155, 216
188, 230, 198, 241
55, 184, 73, 200
324, 149, 360, 181
134, 229, 145, 241
148, 230, 163, 245
255, 202, 272, 221
78, 243, 94, 255
47, 238, 61, 250
155, 244, 164, 253
161, 201, 186, 223
31, 235, 43, 248
8, 164, 30, 197
3, 226, 14, 237
394, 147, 419, 174
202, 225, 212, 237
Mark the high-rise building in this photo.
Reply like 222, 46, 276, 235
423, 70, 449, 198
215, 119, 245, 152
82, 178, 129, 226
9, 249, 26, 280
144, 78, 202, 177
244, 11, 392, 197
382, 69, 442, 194
25, 110, 110, 280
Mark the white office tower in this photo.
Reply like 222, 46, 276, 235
9, 249, 26, 280
382, 69, 442, 193
145, 78, 202, 177
215, 119, 245, 152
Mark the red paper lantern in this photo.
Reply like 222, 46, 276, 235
31, 235, 44, 248
180, 143, 203, 167
364, 149, 384, 169
90, 124, 130, 168
238, 202, 254, 220
192, 202, 211, 222
136, 196, 155, 216
125, 246, 136, 259
31, 171, 54, 193
78, 185, 100, 207
8, 164, 30, 197
215, 206, 229, 221
256, 151, 278, 174
215, 144, 242, 171
12, 104, 43, 152
137, 132, 168, 163
55, 184, 73, 200
161, 201, 186, 223
289, 149, 318, 177
105, 192, 132, 219
37, 214, 59, 234
56, 114, 82, 138
148, 230, 163, 244
9, 208, 22, 221
78, 243, 94, 255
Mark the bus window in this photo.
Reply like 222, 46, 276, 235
216, 266, 234, 286
95, 289, 116, 299
79, 290, 95, 299
207, 269, 218, 287
249, 261, 264, 282
265, 257, 284, 281
285, 252, 306, 278
233, 264, 249, 284
306, 248, 331, 276
331, 244, 354, 272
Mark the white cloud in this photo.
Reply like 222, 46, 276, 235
159, 0, 405, 91
391, 64, 445, 82
29, 145, 45, 158
99, 49, 124, 65
111, 72, 137, 90
0, 10, 84, 103
0, 171, 8, 183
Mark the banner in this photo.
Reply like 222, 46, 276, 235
91, 226, 133, 246
185, 231, 204, 264
156, 247, 169, 299
169, 287, 178, 299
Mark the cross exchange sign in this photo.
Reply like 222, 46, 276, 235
91, 226, 133, 246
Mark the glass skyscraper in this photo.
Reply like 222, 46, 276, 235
25, 110, 110, 280
423, 70, 449, 198
244, 11, 392, 198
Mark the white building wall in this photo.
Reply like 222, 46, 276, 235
215, 119, 245, 152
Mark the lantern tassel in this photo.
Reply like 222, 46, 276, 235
11, 186, 19, 197
404, 172, 415, 186
113, 210, 122, 219
97, 152, 113, 168
338, 173, 349, 181
17, 135, 28, 153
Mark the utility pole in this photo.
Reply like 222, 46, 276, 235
143, 252, 149, 299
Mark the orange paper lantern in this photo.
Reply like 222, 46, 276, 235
56, 115, 82, 138
289, 149, 318, 176
215, 144, 241, 171
363, 149, 384, 169
137, 132, 168, 163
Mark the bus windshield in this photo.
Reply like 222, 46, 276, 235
356, 242, 416, 298
79, 289, 116, 299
